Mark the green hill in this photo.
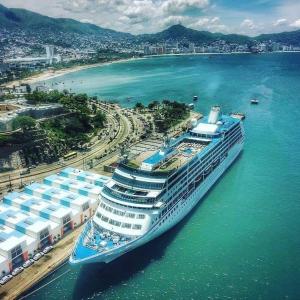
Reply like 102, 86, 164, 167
1, 4, 300, 46
256, 30, 300, 45
0, 4, 131, 38
139, 24, 300, 45
139, 24, 251, 44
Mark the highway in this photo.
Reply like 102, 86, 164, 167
0, 103, 144, 193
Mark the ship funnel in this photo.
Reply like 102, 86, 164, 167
208, 106, 220, 124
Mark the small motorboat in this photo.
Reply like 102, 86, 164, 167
251, 99, 259, 104
193, 95, 198, 101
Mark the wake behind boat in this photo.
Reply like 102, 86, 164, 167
70, 106, 244, 265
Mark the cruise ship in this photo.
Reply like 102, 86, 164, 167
70, 106, 244, 265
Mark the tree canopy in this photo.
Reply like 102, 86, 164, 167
12, 116, 36, 131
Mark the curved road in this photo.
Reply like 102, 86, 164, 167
0, 104, 139, 191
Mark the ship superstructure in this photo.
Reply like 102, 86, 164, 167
70, 106, 244, 265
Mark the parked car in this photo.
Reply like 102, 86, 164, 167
43, 245, 54, 254
23, 259, 34, 268
33, 253, 43, 261
12, 267, 24, 276
0, 274, 13, 285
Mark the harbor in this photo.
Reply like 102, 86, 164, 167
0, 53, 299, 299
0, 168, 108, 299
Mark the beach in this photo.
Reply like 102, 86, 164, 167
3, 57, 144, 88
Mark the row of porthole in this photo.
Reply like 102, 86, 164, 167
96, 212, 142, 230
99, 202, 145, 219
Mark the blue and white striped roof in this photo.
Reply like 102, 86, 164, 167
60, 167, 109, 187
0, 204, 58, 236
3, 192, 75, 224
25, 182, 96, 210
43, 174, 102, 199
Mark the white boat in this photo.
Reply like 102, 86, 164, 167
70, 106, 244, 265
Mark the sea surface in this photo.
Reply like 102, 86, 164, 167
28, 53, 300, 299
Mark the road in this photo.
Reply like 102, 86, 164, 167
0, 103, 143, 193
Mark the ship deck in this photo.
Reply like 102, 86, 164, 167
127, 138, 209, 172
72, 220, 132, 261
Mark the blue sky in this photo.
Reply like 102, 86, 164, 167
1, 0, 300, 35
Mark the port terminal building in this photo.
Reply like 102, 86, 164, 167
0, 168, 108, 276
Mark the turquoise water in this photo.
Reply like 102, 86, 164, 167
28, 54, 300, 299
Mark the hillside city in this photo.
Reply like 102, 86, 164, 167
1, 24, 300, 85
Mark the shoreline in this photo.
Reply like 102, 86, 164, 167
3, 51, 300, 88
3, 57, 145, 88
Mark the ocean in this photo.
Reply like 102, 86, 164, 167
27, 53, 300, 299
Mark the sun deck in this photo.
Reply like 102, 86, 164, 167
127, 137, 209, 172
72, 220, 132, 261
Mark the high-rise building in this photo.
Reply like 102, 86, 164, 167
45, 45, 55, 64
189, 43, 195, 53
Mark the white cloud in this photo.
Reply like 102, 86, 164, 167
162, 0, 210, 14
1, 0, 299, 35
273, 18, 288, 27
162, 15, 189, 27
240, 19, 256, 30
290, 19, 300, 28
191, 16, 228, 33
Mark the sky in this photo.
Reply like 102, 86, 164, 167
1, 0, 300, 35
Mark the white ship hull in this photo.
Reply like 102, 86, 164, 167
71, 141, 243, 265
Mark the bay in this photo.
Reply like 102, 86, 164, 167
28, 53, 300, 300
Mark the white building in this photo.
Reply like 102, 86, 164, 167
0, 224, 36, 275
0, 167, 106, 276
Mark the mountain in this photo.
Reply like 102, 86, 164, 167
1, 4, 300, 46
138, 24, 251, 44
256, 30, 300, 45
140, 24, 300, 45
0, 4, 132, 39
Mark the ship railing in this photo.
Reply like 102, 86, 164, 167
112, 173, 164, 190
72, 219, 133, 257
102, 186, 157, 204
118, 163, 172, 178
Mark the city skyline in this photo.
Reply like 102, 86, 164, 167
0, 0, 300, 35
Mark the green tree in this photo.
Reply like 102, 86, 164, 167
134, 102, 145, 111
93, 111, 106, 128
148, 101, 159, 110
12, 116, 36, 130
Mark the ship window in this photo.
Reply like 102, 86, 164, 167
137, 214, 145, 219
126, 212, 135, 218
122, 223, 131, 229
101, 215, 109, 222
109, 219, 121, 227
132, 224, 142, 230
96, 212, 101, 218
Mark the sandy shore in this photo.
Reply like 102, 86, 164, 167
0, 224, 84, 300
4, 57, 143, 88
